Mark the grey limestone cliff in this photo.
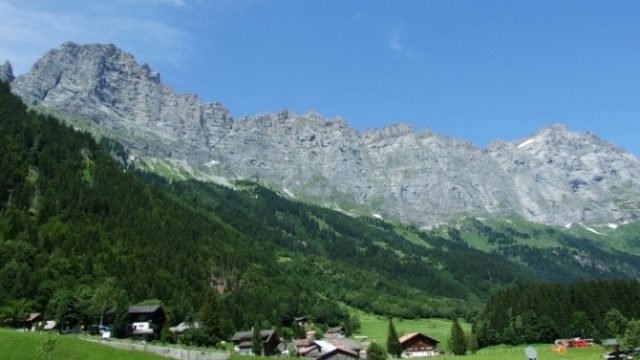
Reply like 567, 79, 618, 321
11, 42, 233, 163
9, 43, 640, 226
0, 61, 14, 82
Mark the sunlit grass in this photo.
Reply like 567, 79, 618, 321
0, 328, 174, 360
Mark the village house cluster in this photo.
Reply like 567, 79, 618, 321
20, 307, 447, 358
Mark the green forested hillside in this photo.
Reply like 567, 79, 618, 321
473, 279, 640, 347
0, 81, 348, 334
3, 80, 640, 344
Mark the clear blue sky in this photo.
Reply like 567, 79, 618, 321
1, 0, 639, 156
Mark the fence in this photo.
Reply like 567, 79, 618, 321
86, 339, 232, 360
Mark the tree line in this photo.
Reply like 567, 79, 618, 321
473, 280, 640, 347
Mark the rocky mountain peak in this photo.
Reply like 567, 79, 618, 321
0, 61, 14, 82
8, 42, 640, 226
11, 42, 234, 164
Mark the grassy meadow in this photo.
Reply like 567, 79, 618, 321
0, 328, 171, 360
355, 314, 611, 359
356, 313, 468, 350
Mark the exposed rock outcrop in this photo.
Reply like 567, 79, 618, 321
0, 61, 14, 82
11, 42, 233, 163
9, 43, 640, 226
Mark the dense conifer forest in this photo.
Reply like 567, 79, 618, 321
473, 280, 640, 347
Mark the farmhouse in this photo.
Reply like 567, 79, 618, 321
25, 313, 43, 331
398, 332, 441, 357
312, 340, 359, 360
105, 305, 166, 341
325, 326, 346, 339
231, 329, 280, 355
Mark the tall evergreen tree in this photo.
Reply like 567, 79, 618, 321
292, 322, 304, 339
161, 314, 173, 344
252, 321, 262, 356
387, 318, 403, 358
113, 290, 130, 339
198, 288, 222, 345
449, 314, 467, 355
467, 330, 479, 354
185, 306, 196, 327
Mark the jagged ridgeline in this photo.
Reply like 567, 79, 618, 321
4, 79, 640, 335
8, 43, 640, 228
0, 81, 484, 330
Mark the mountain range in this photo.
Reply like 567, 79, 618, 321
4, 42, 640, 227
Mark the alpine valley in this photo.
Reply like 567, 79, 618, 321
2, 43, 640, 347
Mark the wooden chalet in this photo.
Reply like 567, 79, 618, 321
128, 305, 166, 341
231, 329, 280, 355
325, 326, 345, 339
314, 340, 359, 360
297, 339, 361, 360
295, 337, 316, 355
328, 338, 362, 355
105, 305, 166, 341
316, 346, 359, 360
398, 332, 441, 358
25, 313, 43, 331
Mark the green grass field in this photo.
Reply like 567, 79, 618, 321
355, 314, 612, 359
0, 328, 171, 360
469, 344, 608, 360
357, 314, 467, 350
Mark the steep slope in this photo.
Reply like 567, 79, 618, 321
8, 42, 640, 226
4, 81, 640, 327
0, 61, 14, 82
11, 42, 233, 163
487, 125, 640, 224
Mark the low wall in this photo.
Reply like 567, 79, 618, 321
86, 339, 231, 360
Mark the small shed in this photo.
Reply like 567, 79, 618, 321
25, 313, 43, 331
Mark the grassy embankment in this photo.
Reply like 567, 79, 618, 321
0, 328, 172, 360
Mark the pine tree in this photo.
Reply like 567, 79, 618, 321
387, 318, 403, 358
292, 322, 303, 339
161, 315, 173, 344
185, 306, 196, 328
467, 330, 479, 354
450, 314, 467, 355
252, 321, 262, 356
113, 290, 130, 339
198, 288, 222, 345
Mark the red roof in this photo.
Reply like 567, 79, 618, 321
398, 332, 440, 345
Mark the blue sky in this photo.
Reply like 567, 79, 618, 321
1, 0, 639, 156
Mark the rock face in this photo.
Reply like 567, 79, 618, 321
486, 125, 640, 224
0, 61, 14, 82
11, 42, 233, 163
9, 43, 640, 226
